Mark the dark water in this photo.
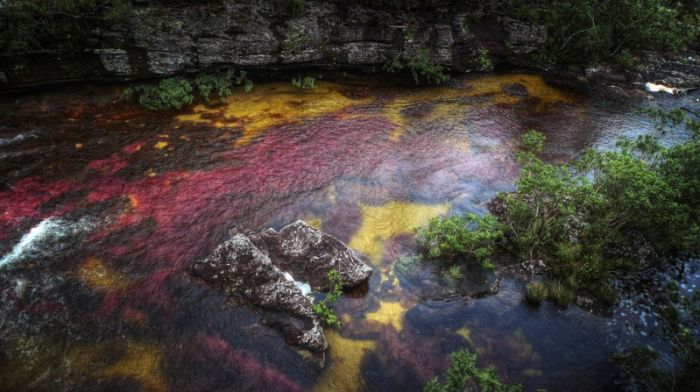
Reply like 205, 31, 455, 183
0, 74, 698, 392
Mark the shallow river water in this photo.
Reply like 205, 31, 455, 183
0, 74, 698, 392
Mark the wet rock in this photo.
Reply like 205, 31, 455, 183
193, 221, 372, 352
251, 220, 373, 291
502, 18, 547, 55
93, 49, 133, 75
192, 233, 327, 351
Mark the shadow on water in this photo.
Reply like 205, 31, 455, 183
1, 74, 698, 391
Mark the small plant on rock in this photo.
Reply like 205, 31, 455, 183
312, 269, 343, 327
292, 76, 316, 90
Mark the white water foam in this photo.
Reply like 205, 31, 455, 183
0, 132, 38, 147
0, 217, 94, 269
645, 82, 678, 95
283, 271, 312, 296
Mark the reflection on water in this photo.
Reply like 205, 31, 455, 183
1, 74, 697, 391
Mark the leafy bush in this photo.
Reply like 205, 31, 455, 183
312, 269, 343, 327
420, 213, 503, 268
124, 69, 253, 110
420, 110, 700, 307
424, 348, 525, 392
504, 0, 699, 64
291, 76, 316, 90
122, 77, 194, 110
385, 48, 450, 85
195, 69, 253, 101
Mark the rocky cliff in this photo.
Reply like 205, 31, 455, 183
0, 0, 547, 89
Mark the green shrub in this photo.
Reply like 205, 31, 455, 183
124, 69, 253, 110
424, 348, 524, 392
497, 0, 699, 65
291, 76, 316, 90
473, 47, 494, 72
122, 77, 194, 110
524, 282, 547, 306
312, 269, 343, 328
420, 213, 503, 268
616, 49, 644, 72
443, 265, 464, 280
195, 69, 253, 101
384, 48, 450, 85
545, 281, 576, 308
420, 110, 700, 307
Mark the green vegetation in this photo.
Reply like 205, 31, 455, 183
312, 269, 343, 328
385, 48, 450, 85
123, 68, 253, 110
423, 348, 525, 392
195, 69, 252, 101
420, 108, 700, 307
420, 213, 502, 269
291, 76, 317, 90
503, 0, 700, 64
0, 0, 133, 55
442, 265, 464, 280
122, 77, 194, 110
472, 48, 494, 72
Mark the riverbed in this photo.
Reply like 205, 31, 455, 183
0, 74, 698, 391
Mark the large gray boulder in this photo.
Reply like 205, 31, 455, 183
192, 221, 373, 352
192, 233, 327, 352
251, 220, 373, 291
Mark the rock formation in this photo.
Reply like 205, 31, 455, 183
192, 220, 372, 352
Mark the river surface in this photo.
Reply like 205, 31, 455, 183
0, 74, 698, 392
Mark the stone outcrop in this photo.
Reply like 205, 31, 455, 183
0, 0, 546, 89
192, 220, 372, 352
251, 220, 372, 291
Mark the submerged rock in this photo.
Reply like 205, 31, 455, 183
192, 221, 372, 352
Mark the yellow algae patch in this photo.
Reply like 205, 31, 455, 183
365, 299, 408, 333
176, 82, 369, 146
464, 74, 576, 109
154, 141, 169, 150
381, 90, 454, 140
78, 257, 128, 290
304, 216, 323, 230
456, 326, 475, 347
348, 201, 449, 265
100, 344, 166, 392
313, 330, 376, 392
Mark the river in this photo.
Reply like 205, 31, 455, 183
0, 74, 698, 391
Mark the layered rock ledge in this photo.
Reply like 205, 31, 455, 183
192, 220, 372, 352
